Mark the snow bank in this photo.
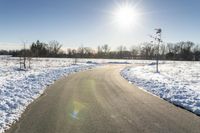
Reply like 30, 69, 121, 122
121, 61, 200, 115
0, 58, 97, 133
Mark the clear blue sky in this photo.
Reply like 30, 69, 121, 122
0, 0, 200, 50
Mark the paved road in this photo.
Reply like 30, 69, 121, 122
6, 65, 200, 133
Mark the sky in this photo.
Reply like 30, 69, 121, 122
0, 0, 200, 50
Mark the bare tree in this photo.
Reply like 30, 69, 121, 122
160, 43, 166, 59
19, 41, 27, 69
23, 42, 26, 69
67, 48, 72, 58
84, 47, 94, 58
71, 49, 78, 64
97, 46, 103, 58
130, 46, 138, 59
102, 44, 110, 56
166, 43, 174, 53
117, 45, 127, 58
27, 50, 32, 69
77, 45, 85, 58
48, 40, 62, 56
140, 42, 155, 59
149, 28, 162, 73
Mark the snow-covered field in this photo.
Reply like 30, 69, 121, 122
0, 57, 97, 133
2, 57, 197, 132
121, 61, 200, 115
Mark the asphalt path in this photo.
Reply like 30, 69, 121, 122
6, 65, 200, 133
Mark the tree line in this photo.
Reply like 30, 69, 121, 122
0, 40, 65, 57
0, 40, 200, 61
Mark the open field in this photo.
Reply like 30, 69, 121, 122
5, 65, 200, 133
1, 57, 200, 132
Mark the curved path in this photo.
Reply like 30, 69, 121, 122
6, 65, 200, 133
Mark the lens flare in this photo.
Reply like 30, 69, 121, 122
70, 101, 85, 120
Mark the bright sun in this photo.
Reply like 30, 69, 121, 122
113, 4, 139, 29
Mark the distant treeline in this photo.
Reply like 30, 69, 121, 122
0, 40, 66, 58
0, 40, 200, 61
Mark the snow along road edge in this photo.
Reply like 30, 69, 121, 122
0, 63, 97, 133
120, 66, 200, 116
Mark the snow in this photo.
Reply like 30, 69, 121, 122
80, 58, 158, 65
121, 61, 200, 115
0, 58, 97, 133
2, 57, 198, 132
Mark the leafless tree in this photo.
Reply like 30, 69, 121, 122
117, 45, 127, 58
77, 45, 85, 58
160, 43, 166, 59
71, 49, 78, 64
19, 41, 27, 69
130, 46, 138, 59
102, 44, 110, 55
48, 40, 62, 56
140, 42, 155, 59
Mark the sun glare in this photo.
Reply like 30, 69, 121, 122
113, 3, 139, 29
